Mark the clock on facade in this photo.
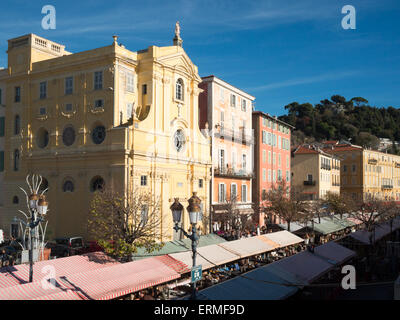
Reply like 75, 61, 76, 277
174, 129, 185, 152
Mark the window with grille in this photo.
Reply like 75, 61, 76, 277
230, 94, 236, 107
0, 117, 4, 137
14, 149, 19, 171
241, 99, 246, 111
15, 87, 21, 102
176, 79, 184, 100
219, 184, 226, 202
231, 184, 237, 200
126, 73, 134, 92
40, 82, 47, 99
94, 71, 103, 90
65, 77, 73, 95
241, 185, 247, 202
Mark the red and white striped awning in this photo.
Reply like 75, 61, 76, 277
0, 254, 186, 300
54, 255, 184, 300
0, 280, 87, 300
0, 251, 118, 289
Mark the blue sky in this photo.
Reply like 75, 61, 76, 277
0, 0, 399, 115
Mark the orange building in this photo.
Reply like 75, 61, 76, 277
252, 112, 293, 227
199, 76, 255, 231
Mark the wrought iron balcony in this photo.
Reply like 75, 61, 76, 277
214, 166, 253, 179
320, 164, 331, 170
382, 184, 393, 190
303, 180, 316, 186
368, 158, 377, 165
214, 127, 254, 145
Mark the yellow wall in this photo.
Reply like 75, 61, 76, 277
1, 34, 211, 241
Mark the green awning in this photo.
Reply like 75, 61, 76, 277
132, 234, 227, 260
312, 217, 346, 235
332, 214, 356, 228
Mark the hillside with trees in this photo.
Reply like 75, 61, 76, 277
278, 95, 400, 154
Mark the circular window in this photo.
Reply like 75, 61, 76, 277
37, 128, 49, 149
173, 129, 185, 152
90, 176, 105, 192
62, 126, 75, 146
63, 180, 74, 192
92, 126, 106, 144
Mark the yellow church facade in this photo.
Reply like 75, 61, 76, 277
0, 31, 211, 241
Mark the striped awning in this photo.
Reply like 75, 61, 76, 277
59, 255, 184, 300
0, 279, 88, 300
0, 253, 186, 300
0, 251, 118, 289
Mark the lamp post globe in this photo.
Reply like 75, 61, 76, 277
29, 194, 39, 211
170, 198, 183, 224
38, 196, 49, 216
187, 192, 202, 225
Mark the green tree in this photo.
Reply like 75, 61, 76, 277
350, 97, 368, 107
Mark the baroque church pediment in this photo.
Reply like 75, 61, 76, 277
157, 52, 201, 82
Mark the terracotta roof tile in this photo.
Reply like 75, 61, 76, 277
294, 145, 319, 154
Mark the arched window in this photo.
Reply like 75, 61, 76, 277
12, 196, 19, 204
14, 115, 20, 135
13, 149, 19, 171
63, 180, 74, 192
175, 79, 184, 101
36, 128, 49, 149
90, 176, 105, 192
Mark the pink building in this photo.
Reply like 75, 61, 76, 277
199, 76, 255, 232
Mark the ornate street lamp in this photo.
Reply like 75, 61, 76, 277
14, 174, 49, 283
170, 193, 203, 300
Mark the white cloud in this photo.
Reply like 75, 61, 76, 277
247, 70, 360, 92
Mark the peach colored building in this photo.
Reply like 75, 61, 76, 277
252, 112, 293, 227
199, 76, 255, 231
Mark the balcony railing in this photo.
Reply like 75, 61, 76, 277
368, 159, 377, 165
303, 180, 316, 186
320, 164, 331, 170
382, 184, 393, 190
214, 166, 253, 179
395, 162, 400, 168
332, 182, 340, 186
214, 127, 254, 145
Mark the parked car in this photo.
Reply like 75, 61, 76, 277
51, 237, 85, 257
